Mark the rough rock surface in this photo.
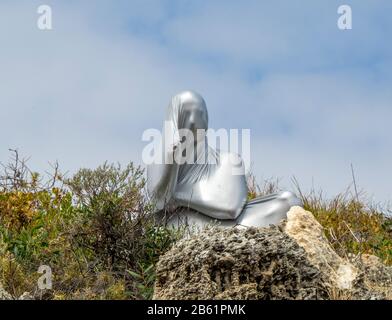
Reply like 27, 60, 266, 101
0, 283, 35, 300
0, 283, 12, 300
359, 254, 392, 285
153, 225, 328, 300
154, 206, 391, 300
18, 292, 34, 300
283, 206, 358, 290
356, 254, 392, 299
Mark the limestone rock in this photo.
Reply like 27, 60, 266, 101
283, 206, 358, 290
356, 254, 392, 299
153, 225, 328, 300
0, 283, 12, 300
18, 292, 34, 300
359, 254, 392, 284
153, 206, 391, 300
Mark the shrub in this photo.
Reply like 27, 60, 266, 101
0, 152, 180, 299
61, 162, 179, 299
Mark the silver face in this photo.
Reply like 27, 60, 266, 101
147, 90, 303, 228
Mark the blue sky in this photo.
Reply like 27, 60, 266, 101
0, 1, 391, 207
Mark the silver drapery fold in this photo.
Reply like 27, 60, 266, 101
147, 91, 247, 219
147, 90, 302, 227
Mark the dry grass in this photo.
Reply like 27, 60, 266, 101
247, 172, 391, 266
0, 151, 180, 300
293, 180, 391, 266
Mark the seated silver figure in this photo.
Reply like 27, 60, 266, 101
147, 90, 302, 229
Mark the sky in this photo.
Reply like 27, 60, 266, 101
0, 1, 391, 208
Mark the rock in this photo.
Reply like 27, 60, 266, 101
153, 225, 328, 300
284, 207, 392, 299
0, 285, 34, 300
283, 206, 358, 290
18, 292, 34, 300
359, 254, 392, 284
356, 254, 392, 299
0, 283, 12, 300
153, 205, 392, 300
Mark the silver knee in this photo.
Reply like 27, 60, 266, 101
277, 191, 303, 207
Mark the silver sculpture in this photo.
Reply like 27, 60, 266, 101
147, 90, 302, 229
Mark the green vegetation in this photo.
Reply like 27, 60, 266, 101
0, 151, 391, 299
299, 187, 391, 265
0, 150, 180, 299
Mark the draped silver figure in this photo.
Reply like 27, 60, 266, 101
147, 90, 302, 229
